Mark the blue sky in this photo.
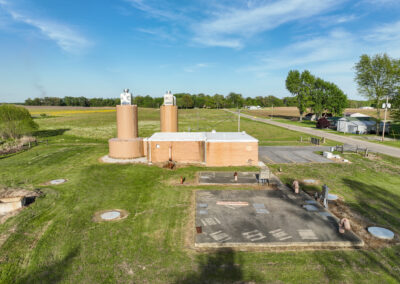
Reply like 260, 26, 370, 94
1, 0, 400, 102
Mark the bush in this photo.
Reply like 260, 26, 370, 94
316, 117, 330, 129
0, 105, 38, 139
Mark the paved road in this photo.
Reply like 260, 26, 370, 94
226, 110, 400, 159
259, 146, 332, 164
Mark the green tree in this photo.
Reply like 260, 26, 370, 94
213, 94, 225, 109
226, 92, 244, 108
326, 82, 347, 116
0, 105, 38, 139
355, 54, 400, 133
179, 94, 194, 109
286, 70, 314, 121
310, 78, 327, 118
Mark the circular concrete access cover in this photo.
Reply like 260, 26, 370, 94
101, 211, 121, 220
367, 227, 395, 240
50, 179, 67, 185
93, 209, 129, 222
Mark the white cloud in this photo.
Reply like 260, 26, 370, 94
124, 0, 179, 20
136, 27, 175, 41
184, 63, 212, 73
193, 0, 344, 48
0, 0, 91, 53
364, 20, 400, 42
259, 29, 356, 70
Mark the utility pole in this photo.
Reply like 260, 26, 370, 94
197, 108, 199, 130
271, 104, 274, 120
381, 95, 390, 142
238, 108, 241, 132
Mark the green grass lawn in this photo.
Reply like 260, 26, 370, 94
0, 108, 399, 283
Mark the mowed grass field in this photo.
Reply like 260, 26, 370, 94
27, 106, 337, 146
0, 107, 399, 283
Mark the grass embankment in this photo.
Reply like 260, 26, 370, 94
244, 108, 400, 148
0, 107, 399, 283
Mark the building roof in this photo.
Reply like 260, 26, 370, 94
148, 132, 206, 141
206, 132, 258, 142
147, 132, 258, 142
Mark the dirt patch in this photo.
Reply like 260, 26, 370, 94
0, 136, 37, 156
92, 209, 129, 222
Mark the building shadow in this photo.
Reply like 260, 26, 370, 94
176, 248, 262, 284
15, 246, 80, 284
33, 128, 70, 138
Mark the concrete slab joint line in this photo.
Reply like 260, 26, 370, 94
225, 109, 400, 159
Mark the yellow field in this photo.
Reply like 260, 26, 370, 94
25, 106, 116, 116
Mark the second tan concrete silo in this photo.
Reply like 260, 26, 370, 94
160, 91, 178, 132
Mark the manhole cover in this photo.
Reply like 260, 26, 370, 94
93, 209, 128, 222
101, 211, 121, 220
367, 227, 395, 240
50, 179, 66, 185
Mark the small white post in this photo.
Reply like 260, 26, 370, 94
238, 109, 241, 132
382, 95, 389, 142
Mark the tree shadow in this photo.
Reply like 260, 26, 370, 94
312, 244, 400, 282
33, 128, 70, 138
342, 178, 400, 232
15, 246, 80, 284
176, 248, 262, 284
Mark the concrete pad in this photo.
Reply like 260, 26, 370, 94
195, 190, 363, 248
259, 146, 333, 164
198, 172, 259, 185
0, 197, 25, 214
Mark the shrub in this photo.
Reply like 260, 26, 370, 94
0, 105, 38, 139
316, 117, 330, 129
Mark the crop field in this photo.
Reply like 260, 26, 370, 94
0, 107, 399, 283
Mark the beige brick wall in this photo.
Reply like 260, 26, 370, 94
149, 141, 204, 163
206, 142, 258, 167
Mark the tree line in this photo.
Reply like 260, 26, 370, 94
24, 93, 301, 108
285, 70, 348, 121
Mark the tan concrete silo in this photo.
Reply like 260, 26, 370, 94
108, 89, 144, 159
160, 105, 178, 132
116, 105, 138, 138
160, 91, 178, 132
